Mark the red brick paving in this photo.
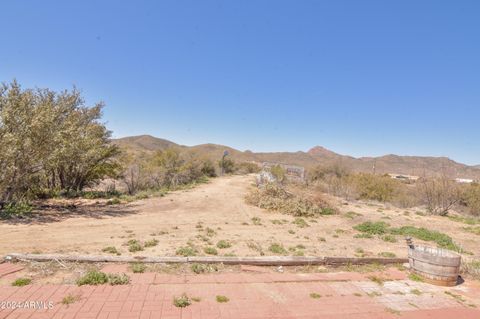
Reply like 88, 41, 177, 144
0, 263, 24, 278
0, 265, 479, 319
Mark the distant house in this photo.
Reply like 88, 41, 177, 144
455, 178, 474, 184
388, 173, 420, 182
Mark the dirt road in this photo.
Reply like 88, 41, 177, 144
0, 175, 266, 256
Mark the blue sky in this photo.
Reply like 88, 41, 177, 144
1, 1, 479, 165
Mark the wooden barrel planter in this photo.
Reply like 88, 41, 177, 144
408, 244, 461, 287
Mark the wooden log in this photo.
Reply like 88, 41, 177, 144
4, 253, 409, 267
188, 256, 326, 266
5, 253, 187, 264
325, 257, 408, 265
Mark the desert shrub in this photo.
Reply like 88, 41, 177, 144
351, 174, 400, 202
462, 183, 480, 216
461, 259, 480, 280
62, 294, 81, 305
82, 190, 121, 199
130, 263, 147, 273
216, 240, 232, 249
144, 239, 159, 247
309, 164, 350, 182
391, 184, 422, 208
270, 165, 286, 184
218, 158, 235, 174
128, 240, 144, 252
236, 162, 261, 174
353, 221, 389, 235
76, 271, 109, 286
102, 246, 120, 255
268, 243, 287, 255
0, 201, 33, 218
77, 270, 129, 286
107, 273, 130, 285
419, 176, 461, 216
203, 246, 218, 255
11, 278, 32, 286
463, 226, 480, 235
200, 160, 217, 177
292, 217, 309, 228
0, 81, 121, 204
191, 263, 218, 274
216, 295, 229, 303
390, 226, 461, 252
121, 149, 212, 195
106, 198, 121, 205
381, 234, 397, 243
176, 246, 197, 257
246, 184, 334, 217
173, 294, 192, 308
447, 214, 479, 225
309, 164, 357, 200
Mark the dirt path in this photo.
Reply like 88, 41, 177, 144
0, 175, 265, 256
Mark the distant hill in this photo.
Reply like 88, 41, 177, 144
113, 135, 182, 153
113, 135, 480, 179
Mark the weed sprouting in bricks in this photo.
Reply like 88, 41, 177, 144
174, 294, 192, 308
216, 295, 229, 303
76, 271, 108, 286
12, 278, 32, 287
130, 262, 147, 273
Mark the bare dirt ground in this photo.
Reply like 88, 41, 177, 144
0, 175, 479, 260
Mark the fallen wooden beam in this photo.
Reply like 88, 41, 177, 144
324, 257, 408, 265
4, 253, 408, 266
189, 256, 326, 266
4, 253, 187, 264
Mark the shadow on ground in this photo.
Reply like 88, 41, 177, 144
0, 202, 140, 225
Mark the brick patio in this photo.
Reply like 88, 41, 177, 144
0, 263, 479, 319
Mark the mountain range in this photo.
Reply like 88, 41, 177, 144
113, 135, 480, 179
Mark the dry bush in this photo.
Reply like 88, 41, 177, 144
461, 258, 480, 280
235, 162, 261, 174
461, 183, 480, 216
350, 173, 402, 202
419, 175, 461, 216
309, 164, 357, 200
270, 165, 287, 184
389, 183, 421, 208
246, 183, 334, 217
120, 149, 211, 195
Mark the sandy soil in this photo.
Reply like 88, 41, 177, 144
0, 175, 479, 259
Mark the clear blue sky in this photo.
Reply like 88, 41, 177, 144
1, 1, 479, 165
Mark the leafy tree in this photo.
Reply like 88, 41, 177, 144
0, 80, 120, 204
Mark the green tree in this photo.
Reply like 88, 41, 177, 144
0, 80, 120, 203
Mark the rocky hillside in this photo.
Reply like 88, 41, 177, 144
113, 135, 480, 179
